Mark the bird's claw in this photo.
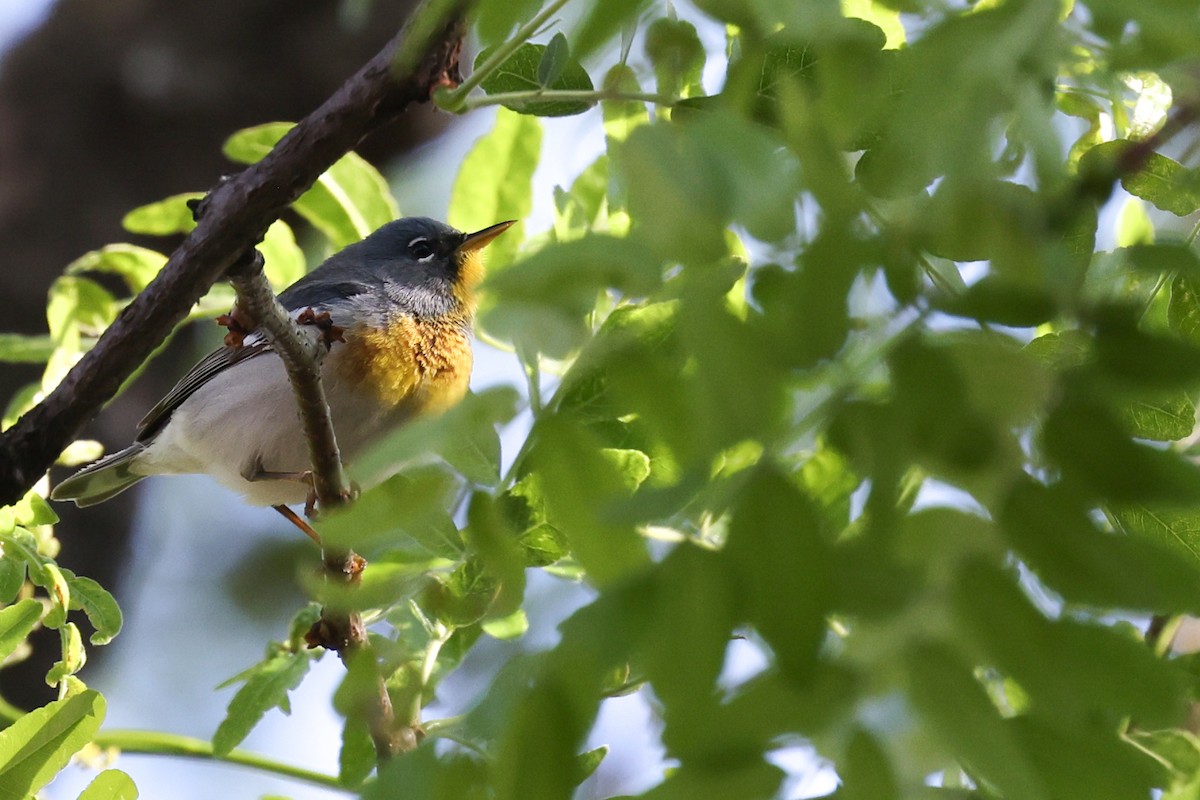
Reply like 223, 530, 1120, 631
297, 307, 345, 349
216, 307, 254, 347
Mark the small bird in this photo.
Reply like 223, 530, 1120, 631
52, 216, 514, 536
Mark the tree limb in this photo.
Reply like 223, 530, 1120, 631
0, 1, 468, 507
223, 241, 410, 763
222, 251, 350, 513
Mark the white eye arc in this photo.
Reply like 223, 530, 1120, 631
408, 236, 436, 262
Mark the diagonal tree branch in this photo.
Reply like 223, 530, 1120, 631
0, 1, 469, 507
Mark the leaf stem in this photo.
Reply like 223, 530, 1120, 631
93, 729, 348, 791
439, 0, 574, 110
407, 623, 453, 726
1138, 270, 1172, 323
456, 88, 675, 113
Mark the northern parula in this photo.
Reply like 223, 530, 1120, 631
52, 216, 514, 529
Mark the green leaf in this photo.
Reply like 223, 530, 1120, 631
1043, 394, 1200, 503
77, 769, 138, 800
480, 234, 661, 358
258, 219, 306, 290
1025, 329, 1092, 369
554, 155, 609, 241
537, 33, 571, 87
347, 387, 520, 491
572, 0, 654, 60
838, 729, 898, 800
578, 745, 608, 781
1000, 480, 1200, 612
1112, 504, 1200, 573
67, 245, 168, 295
0, 556, 26, 604
639, 760, 786, 800
526, 417, 649, 586
368, 746, 490, 800
1116, 197, 1154, 247
640, 545, 736, 716
1170, 274, 1200, 346
33, 563, 71, 630
956, 560, 1187, 727
474, 0, 542, 46
223, 123, 398, 248
1124, 242, 1200, 277
601, 65, 650, 157
46, 276, 118, 343
338, 717, 375, 788
0, 599, 42, 664
842, 0, 906, 48
308, 559, 434, 612
599, 449, 651, 491
617, 113, 799, 260
318, 469, 461, 559
121, 192, 202, 235
1123, 152, 1200, 217
906, 642, 1048, 800
482, 609, 529, 640
0, 689, 105, 800
0, 334, 56, 364
1009, 716, 1159, 799
62, 571, 123, 646
476, 43, 594, 117
14, 493, 58, 528
1119, 391, 1195, 441
448, 108, 541, 273
1081, 140, 1200, 216
212, 650, 314, 755
726, 466, 832, 682
45, 622, 85, 686
644, 18, 706, 97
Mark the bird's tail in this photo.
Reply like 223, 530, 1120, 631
51, 444, 147, 507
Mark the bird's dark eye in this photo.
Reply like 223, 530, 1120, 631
408, 237, 435, 261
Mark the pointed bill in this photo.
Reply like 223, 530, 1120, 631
459, 220, 517, 253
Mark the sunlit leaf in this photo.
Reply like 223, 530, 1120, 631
0, 599, 42, 664
258, 219, 306, 289
66, 245, 167, 295
0, 690, 105, 800
645, 18, 706, 97
223, 123, 398, 248
77, 769, 138, 800
448, 108, 542, 273
62, 570, 123, 646
0, 334, 56, 364
122, 193, 202, 236
213, 650, 314, 755
475, 43, 594, 117
338, 717, 374, 788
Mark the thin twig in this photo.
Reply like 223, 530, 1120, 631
94, 729, 347, 791
450, 88, 676, 113
436, 0, 573, 110
223, 251, 350, 512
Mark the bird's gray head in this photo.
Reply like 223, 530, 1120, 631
280, 216, 515, 320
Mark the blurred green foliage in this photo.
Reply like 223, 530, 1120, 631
8, 0, 1200, 797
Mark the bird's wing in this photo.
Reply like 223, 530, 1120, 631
136, 272, 380, 443
136, 340, 273, 441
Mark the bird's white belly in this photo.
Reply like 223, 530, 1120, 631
136, 348, 400, 506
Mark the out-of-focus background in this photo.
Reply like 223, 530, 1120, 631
1, 3, 796, 797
